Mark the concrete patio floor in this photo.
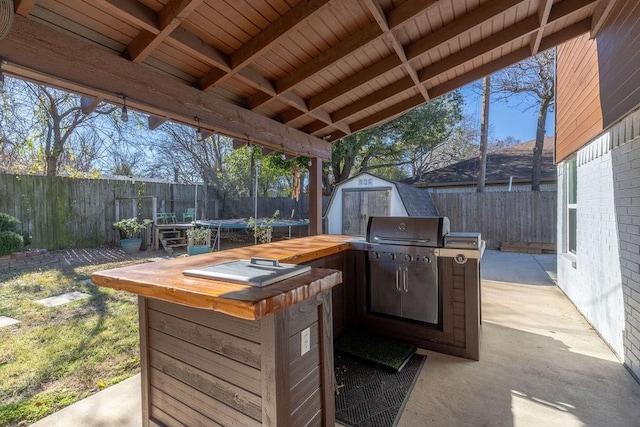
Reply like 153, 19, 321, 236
31, 250, 640, 426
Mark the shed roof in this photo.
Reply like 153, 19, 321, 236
327, 172, 439, 216
0, 1, 610, 159
414, 137, 556, 187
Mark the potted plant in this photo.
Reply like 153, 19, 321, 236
114, 217, 152, 254
186, 227, 212, 256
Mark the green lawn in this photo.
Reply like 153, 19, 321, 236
0, 259, 151, 427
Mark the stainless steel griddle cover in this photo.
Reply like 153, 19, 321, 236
183, 257, 311, 287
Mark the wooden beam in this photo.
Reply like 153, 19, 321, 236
80, 96, 101, 115
0, 15, 332, 160
148, 115, 166, 130
275, 22, 384, 95
591, 0, 619, 37
231, 0, 331, 70
386, 0, 439, 29
201, 0, 331, 91
428, 20, 592, 99
126, 0, 203, 64
168, 26, 230, 71
333, 18, 594, 136
349, 94, 424, 134
252, 0, 438, 115
308, 157, 323, 235
332, 77, 415, 123
531, 0, 554, 55
99, 0, 159, 33
307, 55, 403, 111
405, 0, 522, 61
362, 0, 429, 101
309, 76, 417, 135
13, 0, 35, 17
538, 18, 592, 51
279, 0, 522, 128
549, 0, 599, 22
418, 16, 539, 82
429, 48, 531, 99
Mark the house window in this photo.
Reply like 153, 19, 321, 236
566, 158, 577, 254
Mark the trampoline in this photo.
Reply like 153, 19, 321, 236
195, 219, 309, 250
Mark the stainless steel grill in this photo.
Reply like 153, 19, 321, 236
365, 216, 450, 326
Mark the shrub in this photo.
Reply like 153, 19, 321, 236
186, 227, 211, 246
0, 213, 20, 233
0, 231, 24, 256
113, 217, 152, 239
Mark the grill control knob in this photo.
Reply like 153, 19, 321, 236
404, 254, 412, 262
388, 253, 396, 260
423, 256, 431, 263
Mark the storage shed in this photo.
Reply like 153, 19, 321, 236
324, 173, 439, 235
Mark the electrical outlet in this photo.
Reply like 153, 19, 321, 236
301, 327, 310, 356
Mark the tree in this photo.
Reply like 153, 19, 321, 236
325, 91, 466, 194
492, 50, 555, 191
0, 77, 117, 176
477, 76, 491, 192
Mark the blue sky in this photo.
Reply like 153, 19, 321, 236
459, 83, 554, 143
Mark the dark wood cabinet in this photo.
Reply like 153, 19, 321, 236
305, 249, 482, 360
356, 253, 482, 360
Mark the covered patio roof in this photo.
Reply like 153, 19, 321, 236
0, 0, 612, 160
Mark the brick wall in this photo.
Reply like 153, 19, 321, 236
613, 137, 640, 376
557, 108, 640, 380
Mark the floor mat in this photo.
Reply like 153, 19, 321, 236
334, 329, 416, 372
334, 352, 426, 427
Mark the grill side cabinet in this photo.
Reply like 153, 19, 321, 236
356, 254, 482, 361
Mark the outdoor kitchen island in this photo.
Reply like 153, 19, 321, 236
91, 234, 484, 426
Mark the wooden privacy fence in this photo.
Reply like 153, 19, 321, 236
0, 174, 206, 249
0, 173, 327, 250
430, 191, 557, 250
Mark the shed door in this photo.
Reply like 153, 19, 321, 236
342, 188, 391, 235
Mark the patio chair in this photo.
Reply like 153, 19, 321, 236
158, 207, 177, 224
183, 208, 195, 222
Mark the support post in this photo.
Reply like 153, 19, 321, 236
309, 157, 323, 235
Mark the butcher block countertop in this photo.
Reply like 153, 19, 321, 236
91, 235, 353, 320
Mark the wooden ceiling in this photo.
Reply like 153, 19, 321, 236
0, 0, 611, 160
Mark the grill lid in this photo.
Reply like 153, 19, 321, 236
366, 216, 450, 247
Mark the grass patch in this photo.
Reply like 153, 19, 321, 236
0, 258, 153, 427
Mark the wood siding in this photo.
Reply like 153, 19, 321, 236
556, 1, 640, 161
556, 33, 603, 162
598, 1, 640, 129
431, 192, 557, 249
139, 290, 335, 426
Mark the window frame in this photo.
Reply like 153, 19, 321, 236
565, 158, 577, 255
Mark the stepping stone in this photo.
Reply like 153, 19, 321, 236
0, 316, 20, 328
35, 291, 91, 308
80, 278, 94, 286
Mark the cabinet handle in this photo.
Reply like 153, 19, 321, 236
403, 267, 408, 292
395, 268, 401, 291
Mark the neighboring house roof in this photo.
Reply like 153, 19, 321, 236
414, 137, 556, 187
324, 172, 439, 217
